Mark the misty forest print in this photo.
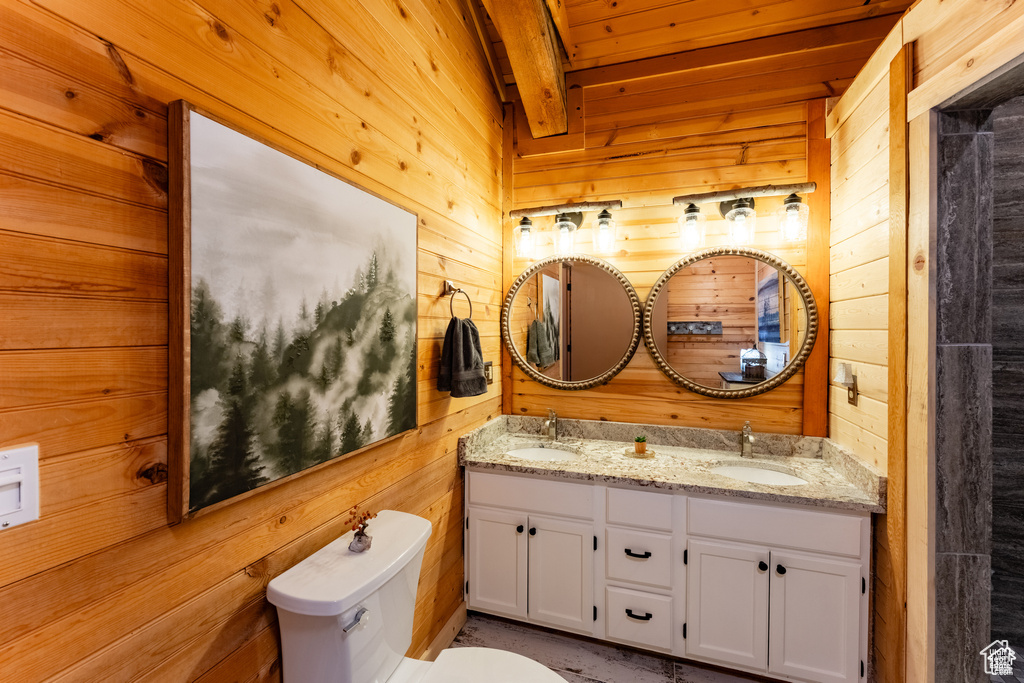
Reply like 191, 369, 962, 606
186, 112, 417, 513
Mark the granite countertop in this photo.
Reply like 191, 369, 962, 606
459, 417, 886, 514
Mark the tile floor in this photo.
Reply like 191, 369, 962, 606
450, 612, 767, 683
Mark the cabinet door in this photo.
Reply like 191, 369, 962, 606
768, 550, 862, 683
467, 507, 527, 618
528, 515, 595, 633
686, 538, 769, 671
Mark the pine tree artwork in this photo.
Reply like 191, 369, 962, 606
181, 109, 417, 514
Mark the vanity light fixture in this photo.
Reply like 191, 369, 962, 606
514, 216, 535, 258
777, 193, 809, 242
679, 203, 706, 250
834, 362, 859, 406
554, 212, 578, 254
591, 209, 616, 254
721, 198, 756, 245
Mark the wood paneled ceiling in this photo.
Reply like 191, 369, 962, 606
473, 0, 912, 137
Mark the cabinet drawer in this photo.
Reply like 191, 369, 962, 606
468, 470, 593, 519
688, 497, 866, 557
605, 528, 673, 589
606, 487, 673, 530
605, 586, 673, 651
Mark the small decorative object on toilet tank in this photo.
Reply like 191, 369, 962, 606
634, 435, 647, 455
345, 507, 377, 552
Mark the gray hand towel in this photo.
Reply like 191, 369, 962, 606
437, 317, 487, 398
535, 320, 556, 368
527, 320, 541, 365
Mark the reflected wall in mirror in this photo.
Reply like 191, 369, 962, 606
502, 255, 641, 390
643, 247, 818, 399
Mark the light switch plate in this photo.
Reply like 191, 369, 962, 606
483, 361, 493, 384
0, 444, 39, 530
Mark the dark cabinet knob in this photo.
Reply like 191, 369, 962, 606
624, 548, 652, 559
625, 609, 653, 621
529, 527, 537, 536
516, 525, 524, 534
758, 561, 768, 572
777, 564, 787, 575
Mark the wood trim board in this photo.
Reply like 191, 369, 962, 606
883, 42, 912, 683
803, 99, 830, 437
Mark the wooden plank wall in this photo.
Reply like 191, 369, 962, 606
0, 0, 502, 680
504, 20, 889, 433
825, 0, 1024, 679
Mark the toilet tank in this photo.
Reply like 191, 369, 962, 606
267, 510, 433, 683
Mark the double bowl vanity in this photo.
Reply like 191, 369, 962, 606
460, 416, 885, 683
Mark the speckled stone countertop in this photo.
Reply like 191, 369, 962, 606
459, 416, 886, 514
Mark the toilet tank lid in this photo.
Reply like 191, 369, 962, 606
267, 510, 432, 616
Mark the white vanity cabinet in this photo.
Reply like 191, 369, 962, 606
465, 470, 597, 635
602, 486, 682, 653
464, 468, 872, 683
685, 497, 870, 682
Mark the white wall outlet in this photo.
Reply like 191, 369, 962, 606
0, 444, 40, 530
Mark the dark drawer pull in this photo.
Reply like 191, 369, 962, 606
758, 561, 768, 572
624, 548, 652, 559
516, 525, 524, 534
625, 609, 653, 621
529, 527, 536, 536
776, 564, 787, 575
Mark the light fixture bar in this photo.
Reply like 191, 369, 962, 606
509, 200, 623, 219
671, 182, 816, 207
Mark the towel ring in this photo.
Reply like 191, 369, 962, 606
449, 289, 472, 319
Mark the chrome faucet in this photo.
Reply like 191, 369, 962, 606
740, 421, 756, 458
542, 409, 558, 440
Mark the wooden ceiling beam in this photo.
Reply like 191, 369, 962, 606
464, 0, 506, 101
481, 0, 568, 137
571, 15, 897, 88
543, 0, 574, 64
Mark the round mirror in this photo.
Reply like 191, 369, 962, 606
502, 255, 641, 390
642, 247, 818, 398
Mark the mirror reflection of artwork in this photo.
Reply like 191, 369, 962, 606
757, 270, 781, 343
172, 104, 417, 517
531, 273, 561, 370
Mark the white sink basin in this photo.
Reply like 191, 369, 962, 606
506, 447, 578, 462
711, 465, 808, 486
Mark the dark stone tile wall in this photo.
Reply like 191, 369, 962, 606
935, 553, 993, 681
936, 345, 993, 556
937, 132, 993, 344
935, 110, 995, 683
991, 96, 1024, 648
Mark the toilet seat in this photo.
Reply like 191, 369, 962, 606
419, 647, 564, 682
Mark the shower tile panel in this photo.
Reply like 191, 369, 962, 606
991, 574, 1024, 647
940, 109, 994, 134
992, 453, 1024, 510
991, 506, 1024, 579
993, 98, 1024, 216
992, 365, 1024, 443
937, 132, 994, 344
934, 553, 992, 683
936, 345, 993, 554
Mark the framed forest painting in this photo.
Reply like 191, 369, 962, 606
169, 101, 417, 521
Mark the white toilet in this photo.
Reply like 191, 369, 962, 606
267, 509, 565, 683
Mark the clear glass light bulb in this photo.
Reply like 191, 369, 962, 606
679, 204, 706, 250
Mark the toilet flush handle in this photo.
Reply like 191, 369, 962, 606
342, 607, 370, 633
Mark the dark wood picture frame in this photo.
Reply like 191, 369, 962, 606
168, 100, 418, 524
